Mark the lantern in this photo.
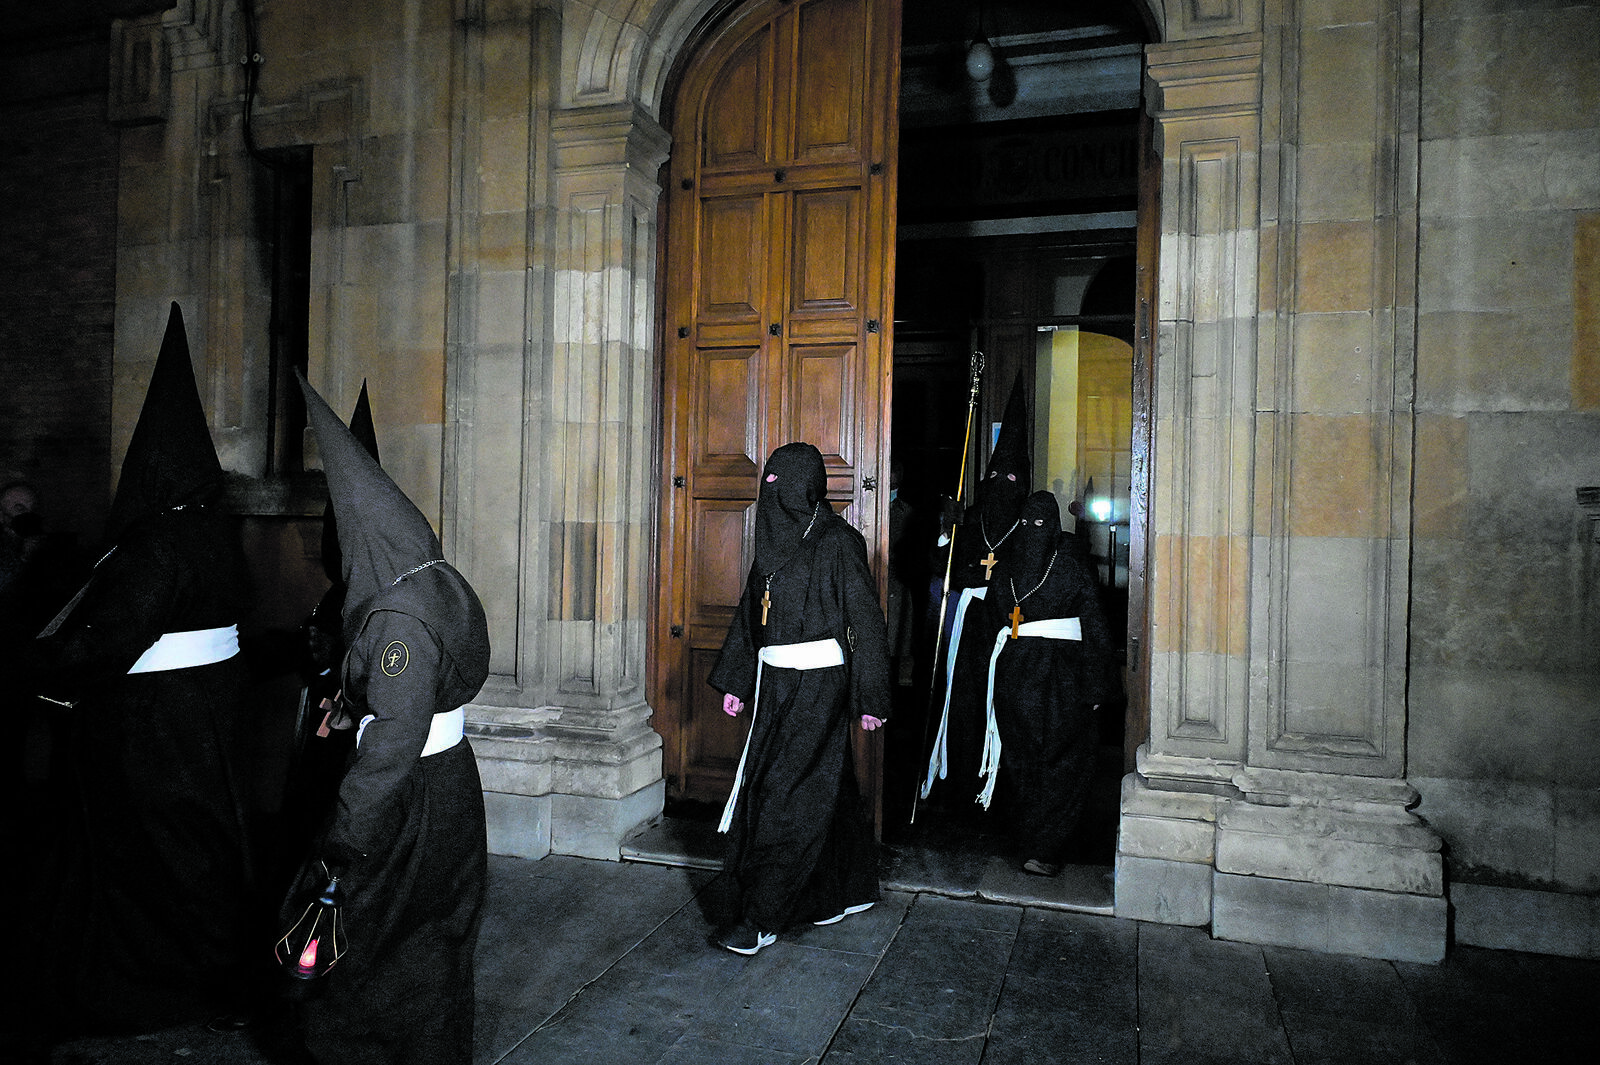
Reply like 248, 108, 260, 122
275, 873, 345, 980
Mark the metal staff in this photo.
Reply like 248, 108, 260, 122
910, 350, 984, 824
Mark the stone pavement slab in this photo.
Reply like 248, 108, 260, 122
32, 849, 1597, 1065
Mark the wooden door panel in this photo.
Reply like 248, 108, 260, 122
791, 0, 865, 165
689, 499, 752, 621
685, 644, 748, 792
692, 346, 762, 471
703, 28, 773, 171
790, 342, 856, 470
698, 196, 767, 322
789, 188, 861, 319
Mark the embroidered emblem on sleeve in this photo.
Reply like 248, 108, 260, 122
381, 640, 410, 676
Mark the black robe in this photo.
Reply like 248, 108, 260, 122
932, 495, 1026, 799
32, 504, 256, 1033
290, 595, 487, 1065
980, 495, 1111, 864
291, 371, 490, 1065
709, 509, 890, 933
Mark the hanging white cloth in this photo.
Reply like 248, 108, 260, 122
921, 585, 987, 799
976, 617, 1082, 809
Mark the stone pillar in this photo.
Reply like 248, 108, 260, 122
453, 6, 671, 854
1118, 3, 1447, 963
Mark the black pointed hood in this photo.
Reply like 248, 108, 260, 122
320, 380, 378, 584
977, 373, 1030, 531
298, 371, 489, 692
754, 442, 828, 575
107, 303, 223, 539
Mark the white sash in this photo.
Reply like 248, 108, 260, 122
977, 617, 1082, 809
423, 707, 466, 756
355, 707, 466, 757
718, 638, 845, 833
920, 586, 987, 799
127, 625, 240, 674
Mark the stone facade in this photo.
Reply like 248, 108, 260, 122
8, 0, 1596, 962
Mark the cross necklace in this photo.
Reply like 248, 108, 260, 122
979, 514, 1019, 580
762, 502, 823, 624
1007, 548, 1058, 638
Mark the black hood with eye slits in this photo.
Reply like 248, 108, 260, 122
754, 442, 828, 575
1011, 491, 1063, 590
977, 373, 1030, 531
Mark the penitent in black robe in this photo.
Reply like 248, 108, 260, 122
32, 506, 256, 1033
709, 452, 891, 934
980, 492, 1111, 865
289, 593, 488, 1065
926, 374, 1031, 803
30, 304, 256, 1035
290, 371, 491, 1065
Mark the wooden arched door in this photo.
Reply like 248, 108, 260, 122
651, 0, 901, 830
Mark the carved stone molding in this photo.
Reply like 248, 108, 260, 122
108, 15, 170, 126
1143, 36, 1263, 764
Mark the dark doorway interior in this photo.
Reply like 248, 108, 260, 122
880, 2, 1149, 873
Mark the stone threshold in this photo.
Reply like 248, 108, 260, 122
621, 815, 1115, 915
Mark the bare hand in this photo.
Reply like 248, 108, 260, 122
723, 692, 744, 717
860, 715, 883, 731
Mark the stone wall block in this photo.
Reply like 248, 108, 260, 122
1213, 872, 1446, 962
1411, 775, 1557, 884
1295, 141, 1378, 224
1298, 22, 1379, 144
1290, 311, 1380, 413
1451, 882, 1600, 959
1554, 786, 1600, 891
1420, 4, 1600, 140
1215, 811, 1444, 896
1114, 854, 1213, 925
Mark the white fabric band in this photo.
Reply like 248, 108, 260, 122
758, 638, 846, 670
719, 638, 845, 833
977, 617, 1083, 809
355, 707, 466, 756
421, 708, 466, 756
127, 625, 240, 674
921, 586, 988, 800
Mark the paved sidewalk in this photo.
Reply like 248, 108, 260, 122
42, 838, 1594, 1065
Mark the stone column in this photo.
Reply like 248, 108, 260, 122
455, 16, 671, 857
1117, 2, 1447, 963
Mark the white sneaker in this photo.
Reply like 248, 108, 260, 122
813, 901, 876, 926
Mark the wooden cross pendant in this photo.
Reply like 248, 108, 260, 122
1009, 603, 1024, 638
761, 587, 772, 624
981, 551, 999, 580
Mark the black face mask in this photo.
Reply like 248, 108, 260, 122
1011, 491, 1062, 589
753, 442, 827, 575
